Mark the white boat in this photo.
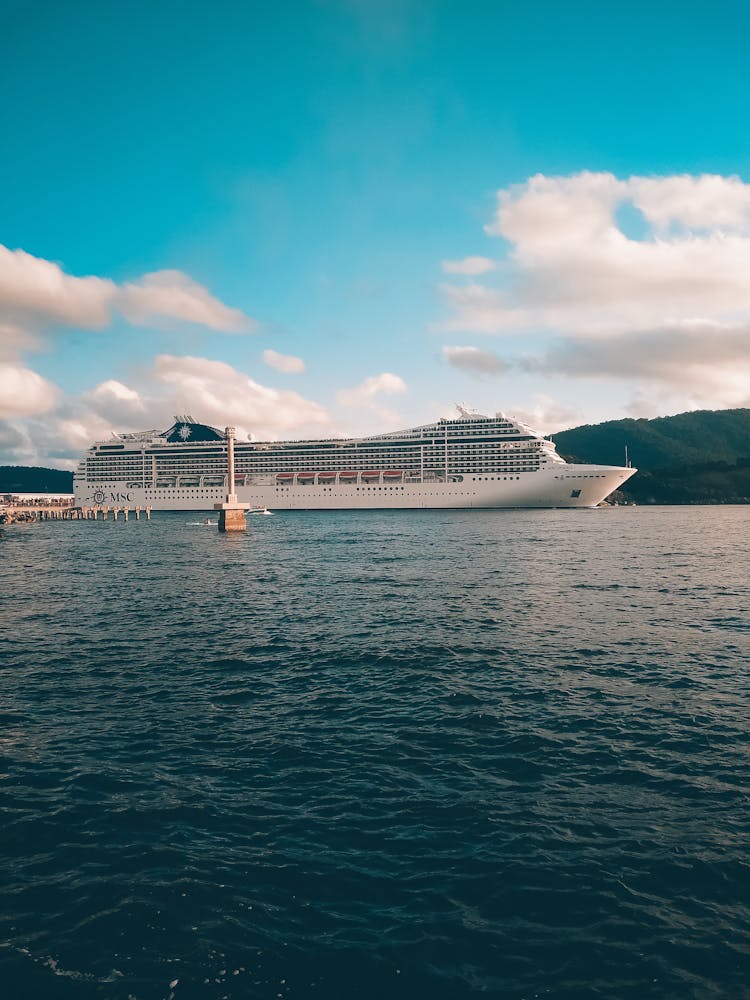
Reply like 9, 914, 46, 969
73, 406, 636, 511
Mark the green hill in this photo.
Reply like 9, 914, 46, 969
0, 466, 74, 494
553, 408, 750, 504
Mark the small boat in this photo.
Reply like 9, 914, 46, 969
248, 507, 273, 516
361, 470, 381, 480
339, 471, 358, 480
383, 470, 404, 479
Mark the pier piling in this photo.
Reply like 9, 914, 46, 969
0, 500, 153, 527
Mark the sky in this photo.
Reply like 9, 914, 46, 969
2, 0, 750, 467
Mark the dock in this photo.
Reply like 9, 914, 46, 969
0, 501, 152, 525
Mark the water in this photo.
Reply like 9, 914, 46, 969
1, 507, 749, 999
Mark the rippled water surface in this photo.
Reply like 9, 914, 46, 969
1, 507, 749, 998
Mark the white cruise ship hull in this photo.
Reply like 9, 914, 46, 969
74, 464, 634, 512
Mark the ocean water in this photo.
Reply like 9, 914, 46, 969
1, 506, 749, 999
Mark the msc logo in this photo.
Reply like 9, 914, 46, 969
91, 490, 133, 504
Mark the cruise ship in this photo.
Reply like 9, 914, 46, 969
73, 407, 636, 511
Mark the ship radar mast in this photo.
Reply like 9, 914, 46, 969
455, 402, 484, 419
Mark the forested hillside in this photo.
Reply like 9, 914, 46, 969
553, 409, 750, 504
0, 466, 74, 493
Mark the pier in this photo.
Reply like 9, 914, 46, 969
0, 501, 152, 525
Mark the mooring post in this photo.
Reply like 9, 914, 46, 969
145, 507, 151, 520
135, 506, 140, 520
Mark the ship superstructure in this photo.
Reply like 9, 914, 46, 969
73, 407, 636, 510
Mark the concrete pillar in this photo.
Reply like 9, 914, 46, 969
226, 425, 237, 501
124, 508, 129, 521
145, 507, 151, 520
135, 507, 141, 520
216, 425, 246, 532
218, 507, 247, 532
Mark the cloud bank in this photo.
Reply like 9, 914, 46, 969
0, 243, 255, 339
441, 345, 508, 375
440, 171, 750, 409
154, 355, 329, 439
0, 363, 59, 419
0, 354, 335, 468
0, 242, 258, 427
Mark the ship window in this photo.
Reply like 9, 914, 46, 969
570, 489, 582, 498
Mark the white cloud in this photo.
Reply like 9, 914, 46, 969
0, 362, 59, 419
442, 345, 508, 375
89, 379, 143, 406
153, 355, 331, 439
630, 174, 750, 233
441, 256, 497, 276
0, 354, 336, 467
335, 372, 408, 431
0, 244, 114, 328
83, 379, 148, 425
118, 271, 253, 332
506, 394, 583, 435
439, 171, 750, 408
0, 322, 38, 361
444, 171, 750, 336
0, 243, 255, 336
336, 372, 407, 407
262, 348, 306, 374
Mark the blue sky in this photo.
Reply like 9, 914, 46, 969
3, 0, 750, 465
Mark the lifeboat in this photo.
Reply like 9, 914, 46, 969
361, 470, 381, 480
339, 471, 358, 480
383, 470, 404, 479
297, 471, 316, 481
318, 471, 337, 480
276, 473, 294, 481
